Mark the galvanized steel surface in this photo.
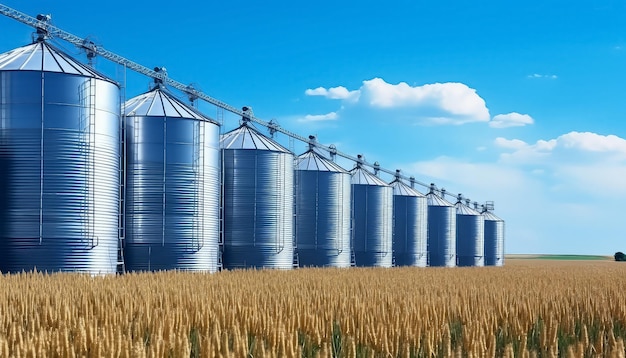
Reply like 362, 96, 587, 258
0, 41, 112, 80
220, 122, 291, 152
295, 150, 351, 267
124, 88, 208, 120
390, 180, 427, 267
426, 193, 456, 267
0, 42, 120, 274
295, 149, 347, 172
350, 167, 393, 267
483, 211, 505, 266
221, 124, 294, 269
124, 88, 221, 272
455, 203, 485, 267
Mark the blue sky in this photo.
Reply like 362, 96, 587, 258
1, 1, 625, 255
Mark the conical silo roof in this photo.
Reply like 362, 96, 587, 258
426, 192, 454, 207
124, 87, 214, 122
220, 123, 291, 153
389, 179, 425, 197
0, 41, 112, 81
482, 210, 503, 221
456, 202, 481, 215
350, 167, 389, 186
295, 150, 347, 172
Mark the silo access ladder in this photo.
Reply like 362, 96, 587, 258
189, 119, 205, 253
117, 81, 127, 274
293, 240, 299, 268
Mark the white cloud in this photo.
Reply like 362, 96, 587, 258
304, 87, 327, 96
419, 116, 476, 126
304, 78, 540, 128
490, 113, 534, 128
497, 131, 626, 165
304, 78, 492, 126
495, 132, 626, 195
494, 137, 528, 150
299, 112, 339, 122
495, 137, 557, 164
527, 73, 558, 79
360, 78, 490, 122
404, 130, 626, 255
304, 86, 360, 101
535, 139, 558, 151
557, 132, 626, 153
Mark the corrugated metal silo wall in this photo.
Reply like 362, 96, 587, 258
484, 218, 505, 266
0, 133, 8, 265
0, 71, 120, 274
392, 194, 428, 267
351, 185, 393, 267
456, 213, 485, 267
124, 116, 221, 272
222, 149, 294, 269
295, 169, 351, 267
427, 205, 457, 267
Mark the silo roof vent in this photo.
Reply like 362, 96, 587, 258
426, 184, 453, 207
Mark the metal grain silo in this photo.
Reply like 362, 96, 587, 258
426, 185, 456, 267
0, 40, 120, 274
350, 161, 393, 267
294, 141, 351, 267
482, 203, 504, 266
123, 85, 220, 272
455, 197, 484, 267
389, 172, 427, 267
220, 121, 294, 269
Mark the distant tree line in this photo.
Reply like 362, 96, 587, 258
615, 252, 625, 262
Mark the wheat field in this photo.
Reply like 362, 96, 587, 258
0, 259, 625, 357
